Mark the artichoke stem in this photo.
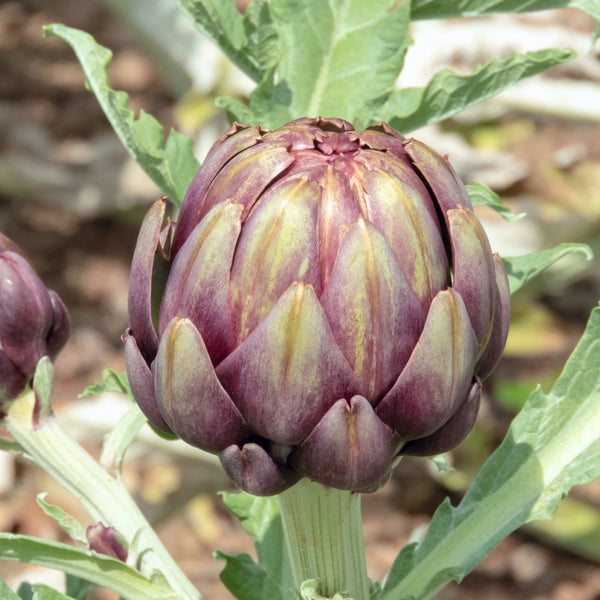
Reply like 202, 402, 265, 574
3, 390, 201, 600
278, 478, 370, 600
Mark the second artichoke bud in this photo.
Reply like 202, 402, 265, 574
0, 234, 70, 407
125, 118, 510, 496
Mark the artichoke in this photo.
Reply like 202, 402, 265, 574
125, 117, 510, 495
0, 233, 70, 407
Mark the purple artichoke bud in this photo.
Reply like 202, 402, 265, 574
86, 522, 128, 562
0, 234, 70, 405
125, 118, 510, 496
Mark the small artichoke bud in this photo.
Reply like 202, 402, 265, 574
125, 118, 510, 496
0, 234, 70, 405
86, 522, 128, 562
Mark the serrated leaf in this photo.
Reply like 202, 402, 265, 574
0, 534, 177, 600
79, 369, 131, 399
359, 49, 575, 133
100, 404, 148, 474
411, 0, 600, 22
466, 182, 525, 222
524, 496, 600, 563
0, 577, 20, 600
215, 550, 284, 600
503, 243, 593, 294
43, 24, 199, 207
245, 0, 412, 129
214, 95, 258, 125
219, 492, 292, 590
175, 0, 278, 83
31, 584, 76, 600
381, 305, 600, 600
36, 494, 88, 546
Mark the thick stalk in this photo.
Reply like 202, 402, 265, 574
278, 479, 370, 600
3, 390, 201, 600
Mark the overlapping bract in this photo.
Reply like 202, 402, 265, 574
125, 118, 510, 495
0, 234, 70, 407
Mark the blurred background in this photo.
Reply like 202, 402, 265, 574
0, 1, 599, 598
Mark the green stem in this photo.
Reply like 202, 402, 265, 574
278, 479, 370, 600
3, 390, 201, 600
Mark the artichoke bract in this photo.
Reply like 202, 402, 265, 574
125, 118, 510, 496
0, 234, 70, 407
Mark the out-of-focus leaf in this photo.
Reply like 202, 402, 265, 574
79, 370, 131, 399
17, 582, 33, 600
31, 585, 76, 600
411, 0, 599, 22
504, 243, 593, 294
36, 494, 88, 546
215, 551, 283, 600
0, 439, 26, 456
226, 0, 412, 129
382, 305, 600, 600
0, 534, 177, 600
0, 577, 20, 599
525, 496, 600, 563
215, 96, 257, 126
175, 0, 278, 83
467, 182, 525, 222
359, 49, 575, 133
42, 24, 199, 207
65, 575, 97, 600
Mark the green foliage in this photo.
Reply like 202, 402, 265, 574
176, 0, 279, 83
0, 577, 20, 599
36, 494, 88, 546
32, 358, 54, 422
0, 534, 178, 600
381, 305, 600, 600
219, 0, 412, 129
64, 574, 98, 600
466, 182, 525, 222
13, 581, 95, 600
504, 243, 593, 294
42, 24, 199, 207
356, 49, 575, 132
100, 404, 150, 474
79, 369, 131, 398
215, 550, 284, 600
217, 492, 292, 599
30, 584, 76, 600
410, 0, 600, 22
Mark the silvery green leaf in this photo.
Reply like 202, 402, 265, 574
0, 577, 20, 599
247, 0, 412, 129
466, 182, 525, 223
411, 0, 599, 22
175, 0, 278, 83
382, 306, 600, 600
43, 24, 199, 207
0, 534, 178, 600
36, 494, 88, 546
503, 243, 593, 294
359, 49, 575, 133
